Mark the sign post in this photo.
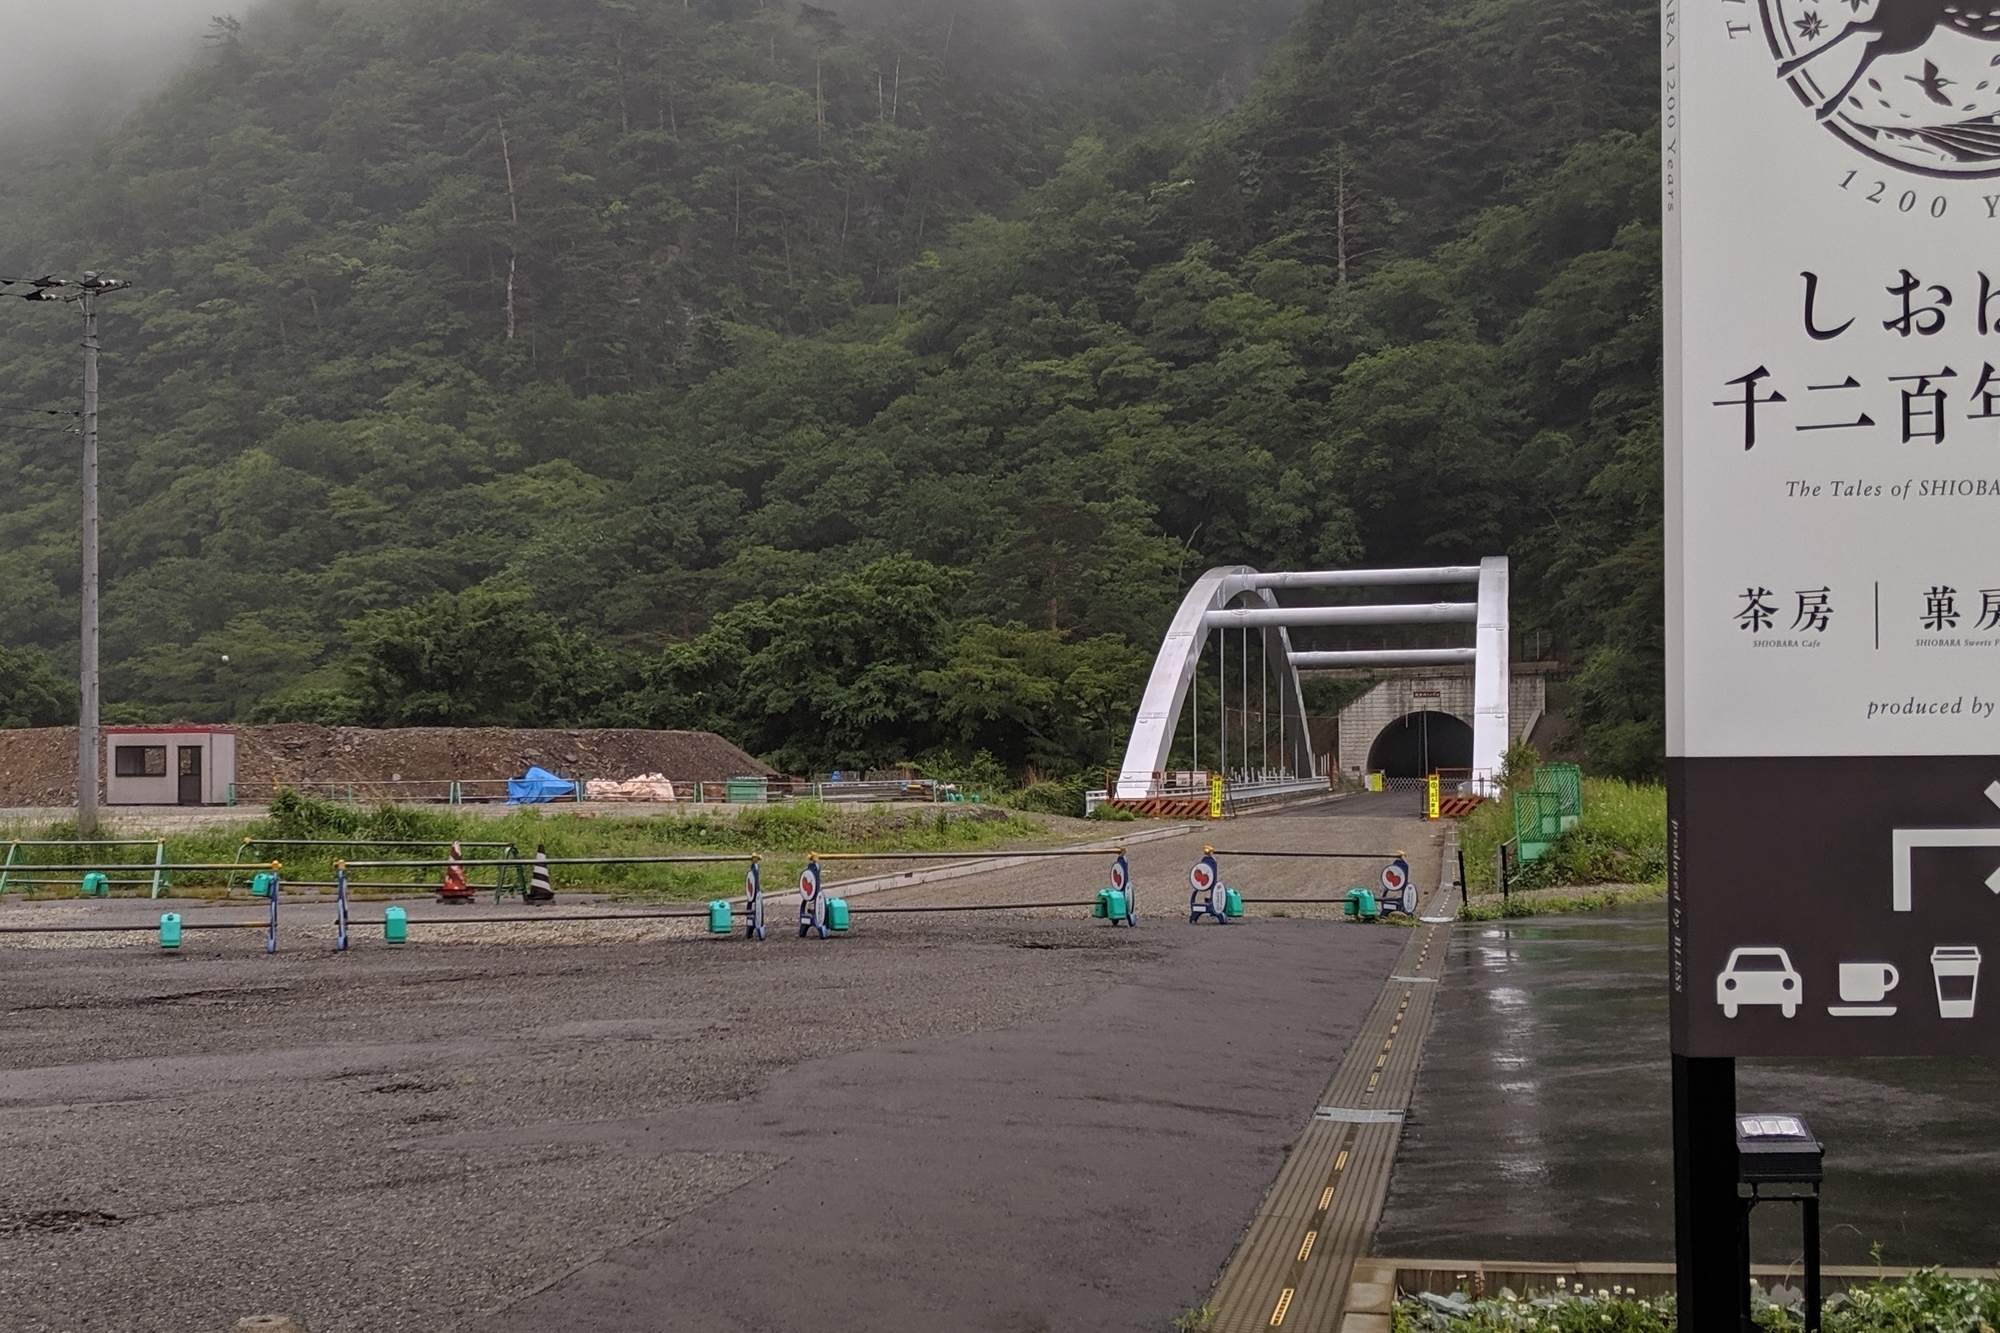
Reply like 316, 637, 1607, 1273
1666, 0, 2000, 1314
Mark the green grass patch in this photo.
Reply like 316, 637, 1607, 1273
1395, 1266, 2000, 1331
1457, 883, 1666, 921
0, 792, 1052, 902
1459, 777, 1665, 893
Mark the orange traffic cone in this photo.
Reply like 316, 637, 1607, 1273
438, 841, 474, 902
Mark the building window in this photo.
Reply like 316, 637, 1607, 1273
114, 745, 167, 778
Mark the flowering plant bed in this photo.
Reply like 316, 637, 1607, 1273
1393, 1268, 2000, 1332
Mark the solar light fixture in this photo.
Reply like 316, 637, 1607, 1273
1735, 1111, 1823, 1184
1736, 1110, 1824, 1332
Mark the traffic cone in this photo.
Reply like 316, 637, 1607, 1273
439, 841, 473, 902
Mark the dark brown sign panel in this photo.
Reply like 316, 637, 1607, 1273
1670, 756, 2000, 1056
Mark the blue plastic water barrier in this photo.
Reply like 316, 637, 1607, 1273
159, 913, 181, 949
507, 766, 578, 804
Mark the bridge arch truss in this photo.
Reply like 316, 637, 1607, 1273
1113, 559, 1509, 800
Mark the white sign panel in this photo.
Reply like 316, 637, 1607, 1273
1667, 0, 2000, 756
1666, 0, 2000, 1055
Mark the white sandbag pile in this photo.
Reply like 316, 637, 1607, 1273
588, 773, 677, 802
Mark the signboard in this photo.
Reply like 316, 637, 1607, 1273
1425, 773, 1440, 821
1666, 0, 2000, 1054
1209, 775, 1224, 820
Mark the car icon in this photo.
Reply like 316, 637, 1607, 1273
1716, 947, 1803, 1018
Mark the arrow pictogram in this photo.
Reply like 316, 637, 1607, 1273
1891, 780, 2000, 910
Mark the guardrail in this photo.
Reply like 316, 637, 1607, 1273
219, 777, 952, 806
0, 839, 171, 897
1223, 774, 1333, 810
226, 837, 528, 898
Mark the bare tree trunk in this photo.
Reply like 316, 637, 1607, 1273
614, 36, 630, 132
1336, 159, 1349, 286
499, 117, 520, 339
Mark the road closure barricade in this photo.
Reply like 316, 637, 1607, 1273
0, 843, 1146, 955
1186, 847, 1413, 922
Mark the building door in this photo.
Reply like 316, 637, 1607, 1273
177, 746, 203, 805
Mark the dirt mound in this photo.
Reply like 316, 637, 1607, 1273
0, 726, 777, 807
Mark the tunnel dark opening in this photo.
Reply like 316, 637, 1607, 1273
1366, 711, 1473, 778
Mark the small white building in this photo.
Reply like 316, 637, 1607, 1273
104, 726, 236, 806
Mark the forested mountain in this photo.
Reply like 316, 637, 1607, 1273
0, 0, 1662, 779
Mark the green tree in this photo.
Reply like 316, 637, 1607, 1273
344, 584, 626, 727
921, 623, 1151, 778
0, 645, 76, 728
663, 556, 963, 773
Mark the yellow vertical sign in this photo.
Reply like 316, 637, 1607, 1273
1209, 775, 1224, 819
1425, 773, 1440, 820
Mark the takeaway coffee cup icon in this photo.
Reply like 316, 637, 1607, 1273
1931, 946, 1982, 1020
1839, 962, 1900, 1004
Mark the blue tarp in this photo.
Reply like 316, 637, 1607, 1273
507, 765, 577, 804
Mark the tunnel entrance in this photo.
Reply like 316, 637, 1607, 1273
1365, 711, 1473, 778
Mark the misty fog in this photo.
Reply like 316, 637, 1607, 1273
0, 0, 221, 139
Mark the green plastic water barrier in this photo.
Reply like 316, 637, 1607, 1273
707, 899, 732, 934
826, 898, 850, 932
158, 913, 181, 949
80, 872, 110, 898
384, 905, 407, 943
1093, 888, 1111, 918
1106, 888, 1128, 920
1342, 887, 1378, 921
1222, 888, 1243, 918
249, 870, 278, 899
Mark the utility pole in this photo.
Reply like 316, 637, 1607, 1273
2, 270, 129, 834
78, 283, 103, 835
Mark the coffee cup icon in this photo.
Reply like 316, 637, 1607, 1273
1931, 946, 1982, 1020
1829, 961, 1902, 1016
1839, 962, 1900, 1004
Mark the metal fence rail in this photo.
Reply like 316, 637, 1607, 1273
0, 839, 171, 897
221, 776, 951, 806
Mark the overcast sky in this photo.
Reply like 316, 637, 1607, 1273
0, 0, 222, 137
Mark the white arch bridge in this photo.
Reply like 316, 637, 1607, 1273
1107, 559, 1510, 811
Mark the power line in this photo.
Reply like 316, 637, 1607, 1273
0, 420, 80, 434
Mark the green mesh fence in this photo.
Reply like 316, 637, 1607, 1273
1513, 765, 1583, 864
1533, 763, 1583, 830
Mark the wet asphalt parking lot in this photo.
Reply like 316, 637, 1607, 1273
1376, 902, 2000, 1268
0, 805, 1432, 1332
